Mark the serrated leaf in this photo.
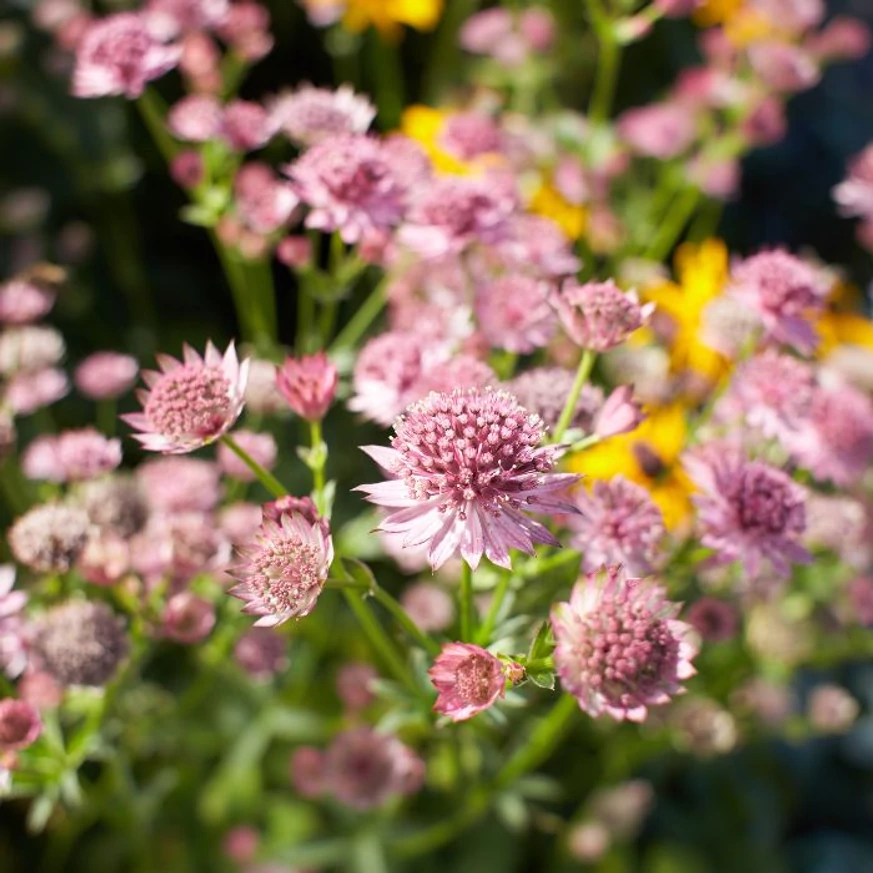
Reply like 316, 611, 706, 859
527, 669, 556, 690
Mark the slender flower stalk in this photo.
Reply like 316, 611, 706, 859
553, 349, 596, 443
329, 278, 388, 355
219, 434, 288, 498
585, 0, 622, 125
459, 562, 474, 641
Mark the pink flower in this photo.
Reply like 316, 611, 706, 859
593, 386, 645, 438
686, 597, 737, 642
74, 351, 138, 400
807, 16, 872, 62
409, 355, 496, 400
507, 368, 603, 433
228, 513, 334, 627
617, 103, 697, 159
276, 235, 312, 268
0, 567, 28, 679
786, 383, 873, 486
847, 577, 873, 626
72, 13, 181, 99
5, 367, 69, 415
551, 280, 652, 351
275, 352, 338, 422
742, 97, 786, 147
684, 444, 810, 578
747, 42, 819, 93
728, 249, 829, 353
0, 279, 55, 324
357, 388, 579, 570
170, 151, 205, 189
222, 826, 259, 864
551, 565, 698, 722
323, 728, 423, 809
270, 84, 375, 147
137, 457, 222, 513
144, 0, 229, 38
429, 642, 508, 722
475, 276, 557, 353
833, 145, 873, 220
234, 627, 287, 678
498, 215, 581, 277
569, 477, 665, 574
167, 94, 223, 142
221, 100, 274, 152
290, 746, 326, 798
335, 662, 378, 711
398, 175, 517, 259
22, 428, 121, 482
0, 700, 42, 751
400, 582, 455, 632
215, 1, 272, 61
285, 134, 407, 245
8, 503, 90, 573
162, 592, 216, 644
123, 341, 248, 454
262, 495, 325, 530
439, 112, 502, 161
216, 429, 277, 481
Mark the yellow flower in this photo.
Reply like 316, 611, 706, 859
529, 182, 588, 240
692, 0, 745, 28
343, 0, 442, 37
643, 239, 729, 384
567, 403, 694, 530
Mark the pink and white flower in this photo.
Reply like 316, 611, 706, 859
429, 642, 508, 722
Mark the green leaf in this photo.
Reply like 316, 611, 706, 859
495, 791, 529, 832
527, 669, 556, 691
340, 557, 377, 595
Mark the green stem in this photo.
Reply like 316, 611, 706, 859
244, 256, 278, 349
520, 656, 554, 672
585, 0, 621, 125
296, 275, 317, 354
97, 399, 117, 437
135, 90, 178, 163
219, 434, 288, 498
645, 187, 701, 262
477, 573, 513, 645
553, 349, 596, 443
342, 590, 417, 693
459, 562, 475, 641
368, 31, 405, 129
423, 0, 480, 102
371, 586, 440, 655
309, 420, 326, 506
329, 278, 387, 354
516, 550, 581, 580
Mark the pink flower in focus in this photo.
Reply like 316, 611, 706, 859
162, 592, 216, 644
552, 280, 652, 351
684, 444, 809, 578
594, 386, 645, 438
216, 429, 277, 481
270, 84, 376, 147
429, 642, 507, 722
123, 341, 248, 454
0, 700, 42, 751
0, 566, 28, 679
5, 368, 69, 415
74, 351, 138, 400
336, 662, 378, 711
72, 13, 181, 99
475, 276, 557, 353
0, 279, 55, 324
786, 383, 873, 486
357, 388, 579, 570
728, 249, 829, 353
398, 174, 517, 259
285, 134, 407, 245
401, 582, 455, 632
22, 428, 121, 483
617, 103, 697, 159
686, 597, 737, 642
570, 477, 665, 574
234, 627, 287, 678
228, 513, 334, 627
275, 352, 338, 422
551, 565, 698, 722
221, 100, 274, 152
833, 145, 873, 220
167, 94, 222, 142
262, 495, 325, 531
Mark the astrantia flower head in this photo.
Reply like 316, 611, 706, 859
162, 592, 216, 644
552, 280, 652, 352
429, 642, 508, 722
270, 84, 376, 147
33, 600, 129, 687
9, 503, 90, 573
0, 567, 28, 679
233, 162, 299, 234
234, 627, 287, 678
229, 513, 334, 627
216, 429, 277, 482
617, 102, 697, 159
77, 475, 148, 537
401, 582, 455, 631
137, 457, 222, 513
285, 134, 407, 244
507, 368, 603, 433
357, 388, 579, 570
275, 352, 338, 422
123, 341, 248, 453
0, 278, 55, 324
74, 351, 138, 400
728, 249, 829, 353
22, 428, 122, 483
570, 477, 665, 575
5, 367, 69, 415
409, 355, 496, 401
144, 0, 229, 39
0, 700, 42, 752
167, 94, 223, 142
684, 444, 810, 578
220, 100, 274, 152
0, 325, 65, 375
475, 276, 557, 353
551, 565, 698, 722
72, 13, 181, 99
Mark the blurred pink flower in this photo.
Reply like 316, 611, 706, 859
137, 457, 222, 513
429, 642, 507, 722
0, 279, 55, 324
229, 513, 334, 627
833, 145, 873, 220
221, 100, 274, 151
335, 662, 378, 711
439, 112, 502, 161
400, 582, 455, 632
215, 1, 273, 61
72, 13, 180, 99
22, 428, 122, 483
144, 0, 229, 38
216, 429, 277, 481
409, 355, 496, 400
8, 503, 90, 573
686, 597, 737, 642
289, 746, 326, 798
275, 352, 338, 422
222, 826, 259, 864
747, 42, 819, 93
167, 94, 222, 142
234, 627, 287, 678
170, 151, 205, 189
162, 592, 216, 644
270, 84, 375, 147
74, 351, 138, 400
617, 103, 697, 159
123, 341, 248, 454
593, 386, 645, 438
0, 700, 42, 751
0, 566, 28, 679
357, 388, 578, 570
475, 275, 556, 353
552, 565, 698, 722
507, 368, 603, 434
807, 16, 872, 62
